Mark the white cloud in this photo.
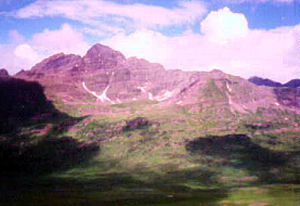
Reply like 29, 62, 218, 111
15, 0, 207, 29
31, 23, 89, 56
14, 43, 40, 63
103, 8, 300, 83
0, 24, 90, 74
103, 29, 170, 64
81, 24, 126, 38
201, 7, 248, 44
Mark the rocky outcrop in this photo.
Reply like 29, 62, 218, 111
83, 44, 126, 71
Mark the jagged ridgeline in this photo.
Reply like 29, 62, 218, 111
0, 44, 299, 205
15, 43, 299, 115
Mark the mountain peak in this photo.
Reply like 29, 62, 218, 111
210, 69, 225, 75
84, 44, 125, 62
31, 53, 82, 73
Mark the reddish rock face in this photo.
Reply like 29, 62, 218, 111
15, 43, 300, 114
83, 44, 126, 71
32, 53, 83, 73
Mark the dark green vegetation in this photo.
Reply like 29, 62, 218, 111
0, 79, 299, 205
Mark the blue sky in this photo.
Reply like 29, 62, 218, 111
0, 0, 299, 82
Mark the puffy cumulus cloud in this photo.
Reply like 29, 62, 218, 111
201, 7, 248, 44
14, 43, 40, 63
103, 8, 300, 82
0, 24, 90, 74
15, 0, 207, 29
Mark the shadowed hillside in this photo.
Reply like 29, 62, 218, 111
0, 76, 56, 134
0, 75, 100, 177
186, 134, 300, 184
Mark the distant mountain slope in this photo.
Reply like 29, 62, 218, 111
249, 76, 300, 88
248, 76, 282, 87
284, 79, 300, 88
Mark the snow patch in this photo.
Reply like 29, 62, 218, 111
227, 93, 233, 106
156, 90, 175, 101
82, 81, 114, 103
274, 102, 280, 106
224, 82, 247, 113
99, 85, 114, 103
137, 86, 146, 93
148, 92, 153, 100
176, 101, 182, 105
226, 82, 232, 92
116, 98, 122, 103
82, 82, 101, 99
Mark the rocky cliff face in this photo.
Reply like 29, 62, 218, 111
15, 44, 300, 114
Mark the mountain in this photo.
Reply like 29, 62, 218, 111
249, 76, 300, 88
283, 79, 300, 88
248, 76, 283, 87
16, 44, 196, 106
15, 43, 299, 116
2, 44, 300, 204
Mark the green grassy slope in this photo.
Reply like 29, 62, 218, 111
0, 79, 299, 205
